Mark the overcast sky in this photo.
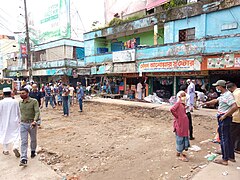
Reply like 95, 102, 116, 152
0, 0, 105, 36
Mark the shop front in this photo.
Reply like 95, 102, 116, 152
112, 62, 140, 97
32, 68, 72, 84
138, 57, 205, 98
202, 54, 240, 87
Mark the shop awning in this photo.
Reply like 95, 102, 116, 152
146, 0, 170, 11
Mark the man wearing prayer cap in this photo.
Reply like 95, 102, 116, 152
0, 87, 21, 157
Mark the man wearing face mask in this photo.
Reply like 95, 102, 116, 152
19, 88, 40, 166
29, 84, 44, 127
170, 91, 190, 162
205, 80, 238, 166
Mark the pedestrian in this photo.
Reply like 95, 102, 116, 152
58, 82, 63, 105
69, 84, 75, 106
40, 83, 45, 97
24, 82, 32, 92
52, 83, 58, 107
62, 84, 70, 116
205, 80, 238, 166
226, 82, 240, 154
19, 88, 40, 166
180, 85, 195, 140
0, 87, 21, 157
77, 83, 84, 112
186, 79, 195, 112
29, 84, 44, 127
170, 90, 190, 162
137, 81, 143, 100
57, 84, 62, 106
45, 83, 55, 109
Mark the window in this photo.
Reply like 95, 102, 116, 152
146, 8, 155, 15
73, 46, 77, 59
34, 50, 46, 62
179, 28, 195, 42
73, 47, 84, 60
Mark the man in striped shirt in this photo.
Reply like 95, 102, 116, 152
205, 80, 238, 166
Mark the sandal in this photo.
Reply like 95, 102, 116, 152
229, 158, 236, 162
213, 159, 228, 166
176, 153, 186, 157
3, 151, 9, 155
178, 156, 189, 162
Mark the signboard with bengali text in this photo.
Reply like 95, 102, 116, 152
138, 59, 201, 73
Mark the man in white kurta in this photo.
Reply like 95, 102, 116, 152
137, 82, 143, 100
0, 87, 21, 157
187, 79, 196, 112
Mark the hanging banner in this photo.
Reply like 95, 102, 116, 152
138, 58, 201, 72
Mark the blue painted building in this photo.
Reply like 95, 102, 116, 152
7, 38, 87, 84
83, 1, 240, 97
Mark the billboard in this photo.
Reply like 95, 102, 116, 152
29, 0, 71, 45
39, 0, 71, 43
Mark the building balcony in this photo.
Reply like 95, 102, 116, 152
85, 35, 240, 65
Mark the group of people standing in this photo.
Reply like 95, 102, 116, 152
25, 81, 85, 116
0, 80, 85, 167
171, 79, 240, 164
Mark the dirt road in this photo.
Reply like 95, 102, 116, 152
37, 101, 220, 180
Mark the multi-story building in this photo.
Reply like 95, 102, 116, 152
0, 35, 26, 79
31, 39, 85, 85
4, 0, 87, 85
83, 0, 240, 98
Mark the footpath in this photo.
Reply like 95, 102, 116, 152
89, 97, 240, 180
88, 97, 217, 117
0, 146, 61, 180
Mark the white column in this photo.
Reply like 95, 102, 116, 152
154, 24, 158, 45
173, 76, 177, 96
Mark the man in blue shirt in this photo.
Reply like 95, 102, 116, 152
45, 83, 55, 108
77, 83, 84, 112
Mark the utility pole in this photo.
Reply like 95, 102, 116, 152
23, 0, 32, 81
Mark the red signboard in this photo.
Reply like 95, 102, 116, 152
20, 44, 27, 58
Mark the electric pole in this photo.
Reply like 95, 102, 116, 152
23, 0, 32, 81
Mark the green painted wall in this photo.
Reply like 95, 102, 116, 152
117, 28, 164, 46
94, 28, 164, 54
94, 38, 112, 53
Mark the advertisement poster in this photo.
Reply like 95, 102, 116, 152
207, 54, 238, 69
234, 57, 240, 68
